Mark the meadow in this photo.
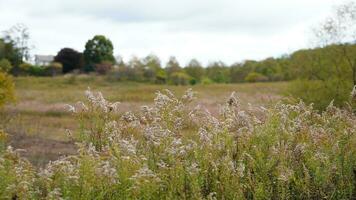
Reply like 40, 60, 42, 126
1, 76, 286, 166
1, 76, 355, 199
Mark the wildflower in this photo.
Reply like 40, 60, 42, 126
181, 88, 195, 102
95, 161, 118, 184
47, 188, 63, 200
131, 164, 160, 183
236, 161, 245, 177
227, 92, 239, 107
65, 104, 76, 113
277, 166, 293, 182
187, 162, 200, 175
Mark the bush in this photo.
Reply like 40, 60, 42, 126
0, 59, 12, 73
155, 69, 167, 84
19, 62, 32, 72
244, 72, 268, 82
169, 72, 191, 85
95, 61, 113, 75
45, 62, 63, 76
201, 77, 213, 85
27, 65, 46, 76
288, 79, 353, 111
0, 72, 15, 108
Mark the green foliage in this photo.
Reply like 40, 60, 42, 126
155, 68, 167, 84
245, 72, 268, 82
169, 71, 191, 85
184, 59, 205, 83
287, 44, 356, 110
0, 59, 12, 73
27, 65, 47, 76
83, 35, 115, 72
46, 62, 63, 76
206, 61, 230, 83
288, 79, 352, 111
0, 72, 15, 108
0, 38, 22, 68
201, 77, 213, 85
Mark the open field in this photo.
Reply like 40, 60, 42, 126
1, 76, 287, 166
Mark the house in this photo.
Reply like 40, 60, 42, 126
35, 55, 54, 66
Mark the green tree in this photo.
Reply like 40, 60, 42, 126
0, 39, 21, 70
83, 35, 115, 72
165, 56, 181, 76
128, 56, 145, 81
206, 61, 230, 83
184, 59, 205, 84
169, 72, 191, 85
2, 24, 31, 63
143, 54, 162, 82
288, 1, 356, 110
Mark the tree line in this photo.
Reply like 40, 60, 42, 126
1, 1, 356, 110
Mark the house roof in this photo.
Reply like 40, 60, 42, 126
35, 55, 54, 62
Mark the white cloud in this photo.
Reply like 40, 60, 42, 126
0, 0, 344, 65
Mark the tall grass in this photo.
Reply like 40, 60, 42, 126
0, 88, 356, 199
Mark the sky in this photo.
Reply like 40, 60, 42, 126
0, 0, 345, 65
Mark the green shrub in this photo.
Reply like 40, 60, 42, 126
201, 77, 213, 85
45, 62, 63, 76
155, 69, 167, 84
245, 72, 268, 82
287, 79, 353, 111
0, 72, 15, 108
169, 72, 191, 85
0, 59, 12, 73
27, 65, 47, 76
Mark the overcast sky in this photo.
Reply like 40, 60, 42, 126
0, 0, 344, 65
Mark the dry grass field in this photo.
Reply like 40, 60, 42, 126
0, 75, 287, 166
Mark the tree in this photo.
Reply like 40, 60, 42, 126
312, 1, 356, 85
230, 62, 250, 83
54, 48, 83, 73
128, 56, 145, 81
206, 61, 230, 83
0, 38, 21, 69
169, 72, 191, 85
143, 54, 162, 82
165, 56, 182, 77
83, 35, 115, 72
288, 1, 356, 110
2, 24, 31, 63
184, 59, 205, 83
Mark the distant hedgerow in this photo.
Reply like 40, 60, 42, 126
1, 88, 356, 199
